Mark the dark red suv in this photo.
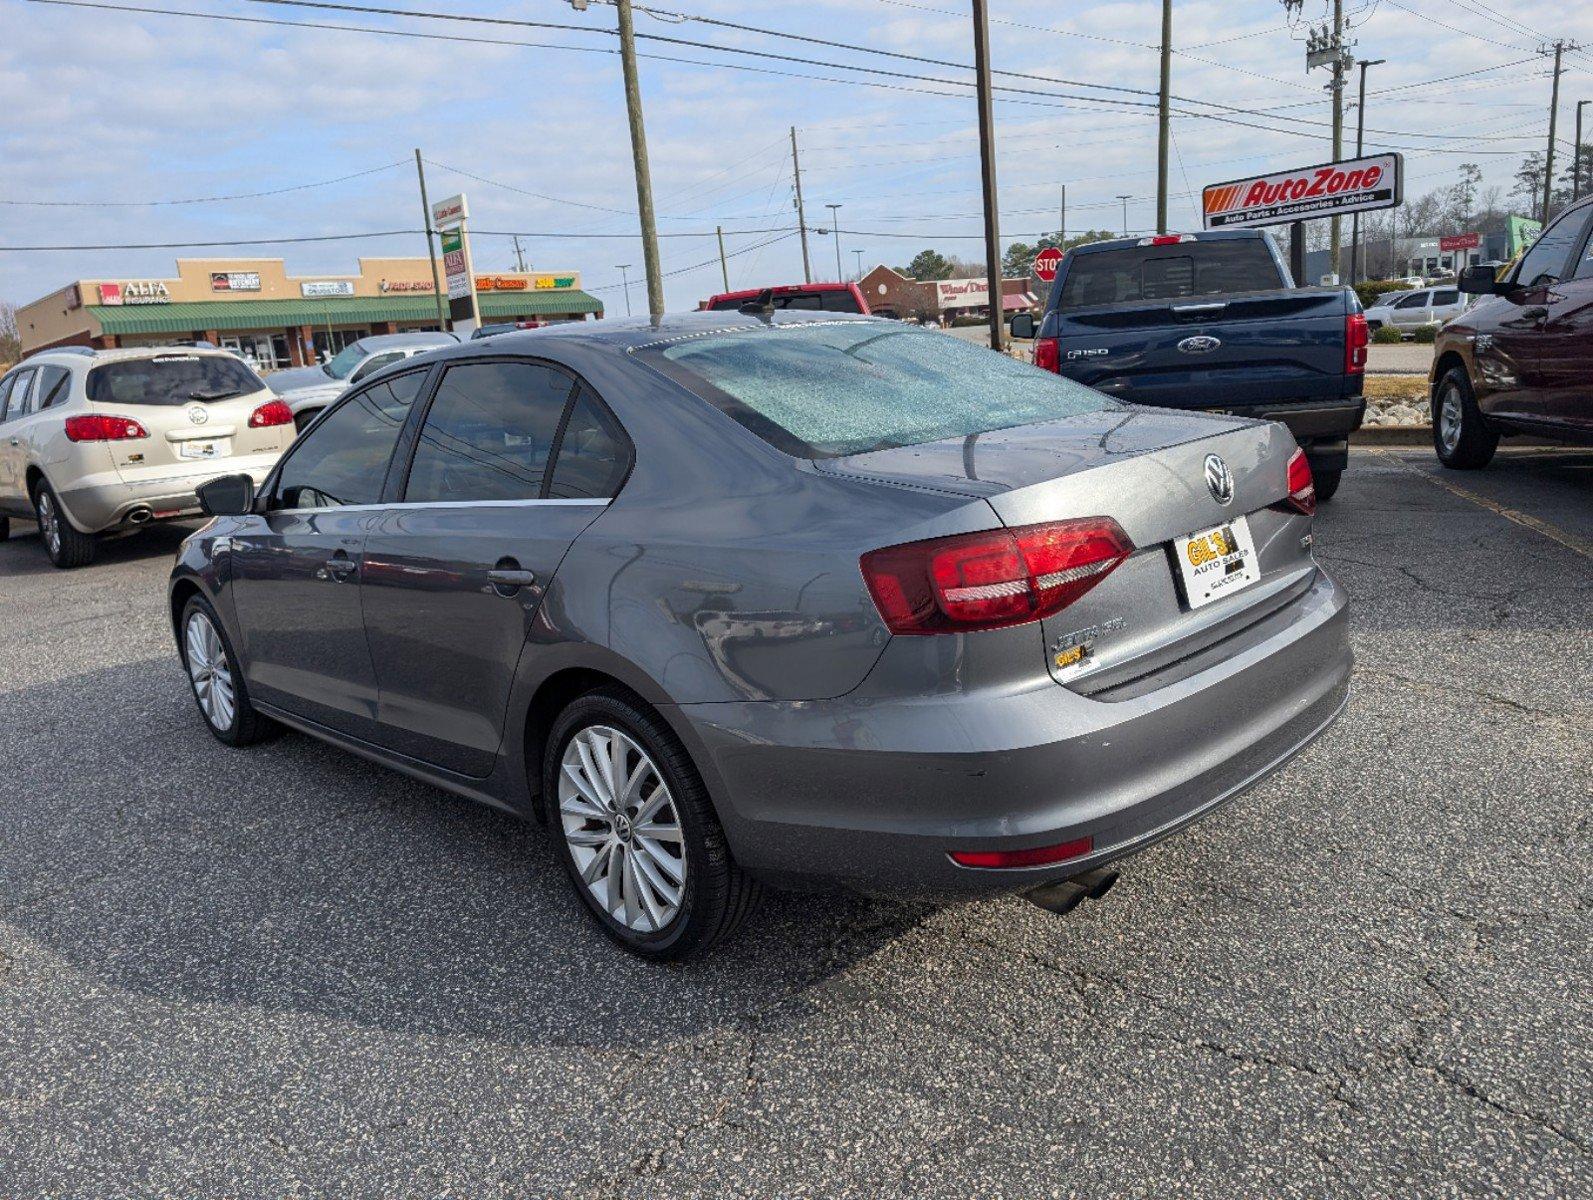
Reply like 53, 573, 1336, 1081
700, 282, 870, 314
1434, 194, 1593, 468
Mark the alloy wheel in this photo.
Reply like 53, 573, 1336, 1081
36, 490, 60, 556
1438, 383, 1463, 454
185, 611, 237, 732
558, 724, 687, 933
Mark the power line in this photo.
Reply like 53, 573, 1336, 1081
0, 230, 416, 251
0, 160, 406, 207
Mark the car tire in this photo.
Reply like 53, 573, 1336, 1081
1313, 468, 1343, 503
293, 408, 321, 433
179, 594, 279, 747
1432, 366, 1497, 470
0, 516, 9, 541
544, 688, 761, 960
32, 479, 96, 569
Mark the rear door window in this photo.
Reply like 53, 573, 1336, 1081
272, 369, 426, 510
86, 354, 265, 406
403, 360, 576, 503
33, 366, 71, 413
1058, 238, 1282, 307
2, 370, 35, 422
1394, 291, 1431, 309
1432, 288, 1460, 306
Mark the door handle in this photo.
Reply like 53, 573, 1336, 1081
319, 553, 357, 582
487, 568, 538, 588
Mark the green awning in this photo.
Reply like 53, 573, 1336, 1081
88, 290, 603, 335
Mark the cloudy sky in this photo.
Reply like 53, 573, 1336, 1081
3, 0, 1592, 312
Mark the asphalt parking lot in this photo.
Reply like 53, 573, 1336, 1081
1, 446, 1588, 1199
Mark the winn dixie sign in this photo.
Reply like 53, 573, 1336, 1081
1202, 153, 1402, 230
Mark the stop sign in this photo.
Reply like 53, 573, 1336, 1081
1032, 246, 1064, 282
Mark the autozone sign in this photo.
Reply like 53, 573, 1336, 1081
1202, 153, 1401, 229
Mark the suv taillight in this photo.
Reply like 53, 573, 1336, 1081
860, 517, 1133, 635
1345, 312, 1369, 375
248, 399, 294, 428
1284, 448, 1316, 515
65, 414, 149, 442
1034, 336, 1061, 373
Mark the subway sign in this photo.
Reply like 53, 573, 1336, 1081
1202, 153, 1402, 230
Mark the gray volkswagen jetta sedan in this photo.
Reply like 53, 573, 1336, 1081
169, 312, 1349, 959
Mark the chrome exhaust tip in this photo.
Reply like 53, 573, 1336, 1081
126, 507, 153, 525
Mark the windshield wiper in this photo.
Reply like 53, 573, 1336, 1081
189, 388, 243, 401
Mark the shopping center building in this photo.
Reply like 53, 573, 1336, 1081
17, 256, 604, 369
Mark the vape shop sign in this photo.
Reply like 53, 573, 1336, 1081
1203, 153, 1402, 229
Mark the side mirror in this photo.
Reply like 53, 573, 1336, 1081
1008, 311, 1036, 340
197, 473, 256, 517
1458, 264, 1505, 296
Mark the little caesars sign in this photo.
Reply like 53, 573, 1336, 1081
1202, 153, 1402, 230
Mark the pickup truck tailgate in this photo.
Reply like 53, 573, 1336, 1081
1055, 288, 1350, 409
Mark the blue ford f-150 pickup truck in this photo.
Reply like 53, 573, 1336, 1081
1012, 229, 1369, 500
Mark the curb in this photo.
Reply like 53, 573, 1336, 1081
1354, 426, 1433, 446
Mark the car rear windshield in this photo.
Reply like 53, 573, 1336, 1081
706, 289, 864, 313
1058, 238, 1283, 308
637, 321, 1119, 459
85, 354, 266, 406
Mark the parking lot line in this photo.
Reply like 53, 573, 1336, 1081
1371, 449, 1591, 560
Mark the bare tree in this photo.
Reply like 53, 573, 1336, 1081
0, 301, 21, 368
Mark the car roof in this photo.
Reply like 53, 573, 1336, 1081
354, 331, 460, 352
1068, 229, 1266, 256
19, 344, 241, 368
704, 282, 859, 305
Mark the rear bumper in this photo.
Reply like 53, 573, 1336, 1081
56, 454, 280, 533
1227, 398, 1366, 471
679, 570, 1350, 897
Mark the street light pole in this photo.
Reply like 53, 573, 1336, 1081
1350, 58, 1384, 285
1117, 194, 1132, 237
853, 249, 863, 280
1155, 0, 1172, 234
971, 0, 1005, 352
826, 203, 843, 281
616, 264, 632, 318
615, 0, 664, 317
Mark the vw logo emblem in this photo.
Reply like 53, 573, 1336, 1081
187, 406, 209, 425
1204, 454, 1234, 506
1178, 335, 1221, 355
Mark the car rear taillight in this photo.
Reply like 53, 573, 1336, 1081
1136, 234, 1195, 246
1344, 312, 1369, 375
950, 836, 1093, 869
248, 399, 294, 429
860, 517, 1133, 636
1034, 336, 1061, 373
64, 414, 149, 442
1285, 448, 1316, 515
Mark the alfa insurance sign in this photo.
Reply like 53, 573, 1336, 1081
1202, 153, 1402, 230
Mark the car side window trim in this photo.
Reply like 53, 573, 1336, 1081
392, 354, 633, 506
259, 364, 437, 511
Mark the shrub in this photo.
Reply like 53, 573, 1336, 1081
1371, 325, 1405, 344
1411, 324, 1439, 344
1355, 279, 1412, 308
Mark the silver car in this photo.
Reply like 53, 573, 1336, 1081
267, 331, 459, 430
1364, 285, 1467, 333
169, 313, 1350, 959
0, 345, 293, 568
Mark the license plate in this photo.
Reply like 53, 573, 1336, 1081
1174, 516, 1260, 609
178, 439, 227, 460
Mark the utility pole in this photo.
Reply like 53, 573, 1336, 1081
1060, 184, 1067, 247
790, 126, 812, 284
1539, 41, 1581, 224
512, 234, 527, 273
414, 149, 449, 331
1156, 0, 1172, 234
716, 226, 729, 292
616, 264, 633, 317
1349, 58, 1384, 284
971, 0, 1004, 352
616, 0, 664, 317
825, 203, 843, 281
1117, 194, 1132, 236
1330, 0, 1344, 281
853, 248, 864, 279
1576, 100, 1590, 201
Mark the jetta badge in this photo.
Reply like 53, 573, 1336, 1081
1204, 453, 1234, 506
1178, 334, 1221, 355
187, 406, 209, 425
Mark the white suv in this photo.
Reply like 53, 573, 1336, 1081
0, 345, 294, 568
